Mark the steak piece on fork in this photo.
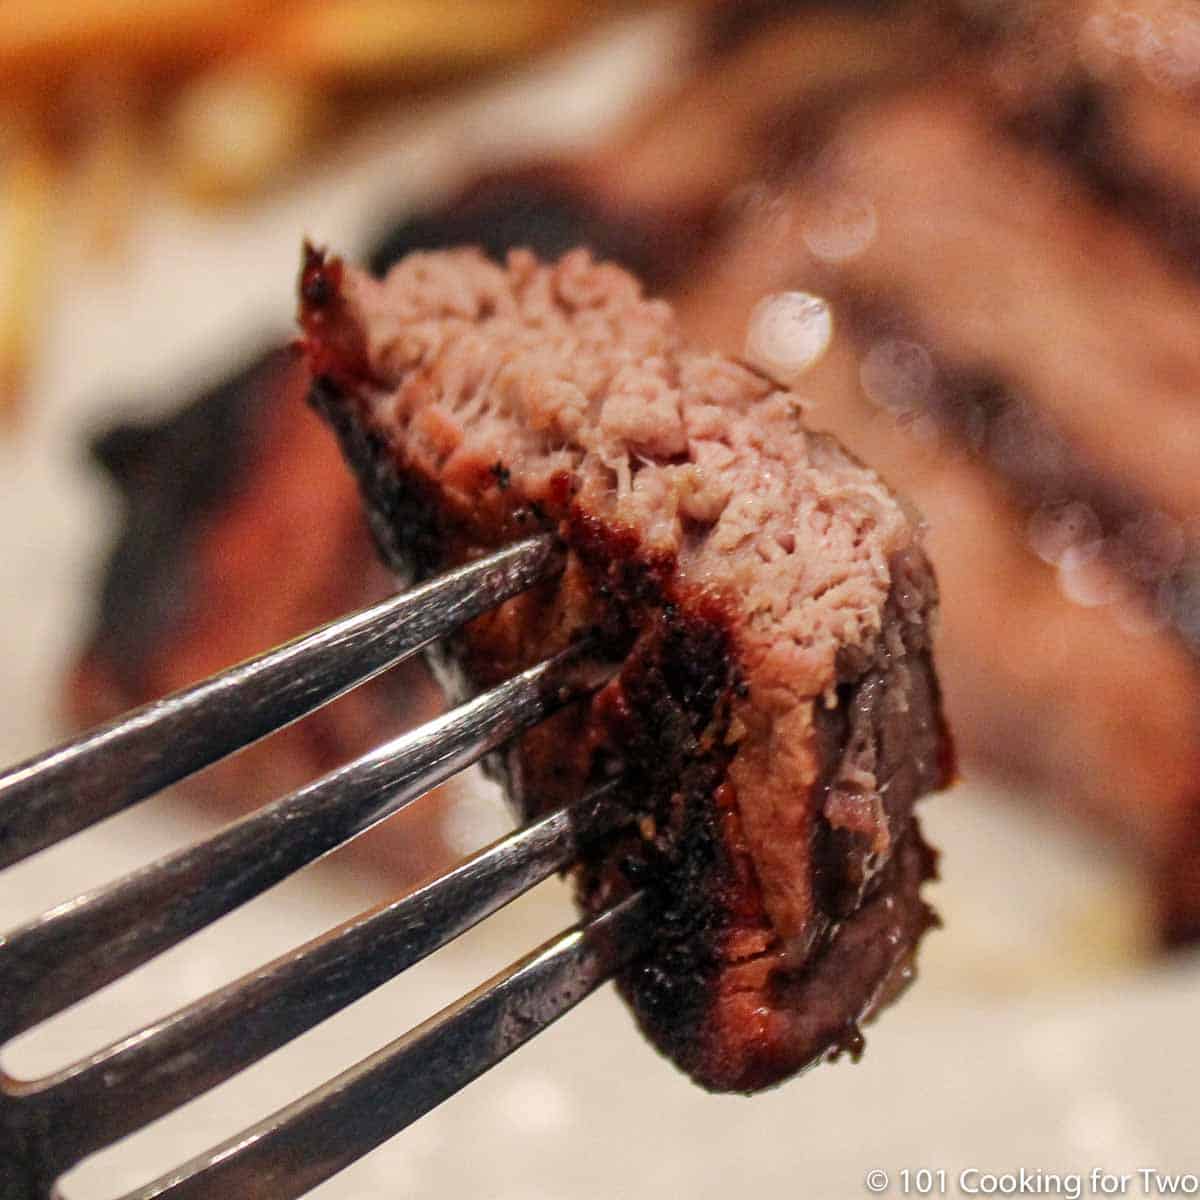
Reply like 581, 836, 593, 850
301, 244, 951, 1091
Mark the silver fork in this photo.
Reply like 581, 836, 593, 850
0, 534, 650, 1200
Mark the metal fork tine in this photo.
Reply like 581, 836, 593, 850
0, 644, 601, 1043
112, 892, 650, 1200
0, 532, 652, 1198
12, 784, 627, 1177
0, 535, 558, 870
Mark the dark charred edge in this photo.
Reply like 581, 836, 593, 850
1006, 78, 1200, 284
585, 620, 744, 1083
307, 367, 577, 735
307, 365, 753, 1087
299, 245, 373, 389
623, 562, 945, 1092
306, 428, 759, 1090
82, 348, 293, 693
365, 168, 699, 295
837, 295, 1200, 669
558, 544, 746, 1088
305, 372, 483, 745
308, 373, 445, 586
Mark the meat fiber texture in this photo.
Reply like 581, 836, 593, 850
300, 244, 951, 1092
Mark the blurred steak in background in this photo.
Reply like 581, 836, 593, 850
69, 0, 1200, 939
672, 72, 1200, 943
67, 348, 457, 883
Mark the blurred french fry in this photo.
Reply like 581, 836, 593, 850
0, 0, 288, 81
165, 67, 324, 204
0, 0, 632, 401
262, 0, 590, 81
0, 135, 55, 425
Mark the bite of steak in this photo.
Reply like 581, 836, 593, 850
299, 244, 951, 1092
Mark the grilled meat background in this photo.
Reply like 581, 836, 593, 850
68, 348, 454, 882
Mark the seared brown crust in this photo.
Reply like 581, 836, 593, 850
301, 246, 949, 1091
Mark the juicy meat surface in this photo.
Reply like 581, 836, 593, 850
300, 244, 950, 1091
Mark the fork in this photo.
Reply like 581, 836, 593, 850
0, 534, 651, 1200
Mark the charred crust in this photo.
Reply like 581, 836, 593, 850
578, 615, 744, 1082
298, 247, 372, 388
308, 370, 756, 1080
564, 508, 672, 609
308, 372, 448, 583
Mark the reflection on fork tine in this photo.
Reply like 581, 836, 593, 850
0, 534, 559, 870
0, 642, 593, 1044
119, 892, 650, 1200
0, 538, 650, 1200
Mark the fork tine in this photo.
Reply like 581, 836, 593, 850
112, 891, 650, 1200
0, 535, 558, 870
0, 643, 604, 1042
11, 783, 628, 1176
